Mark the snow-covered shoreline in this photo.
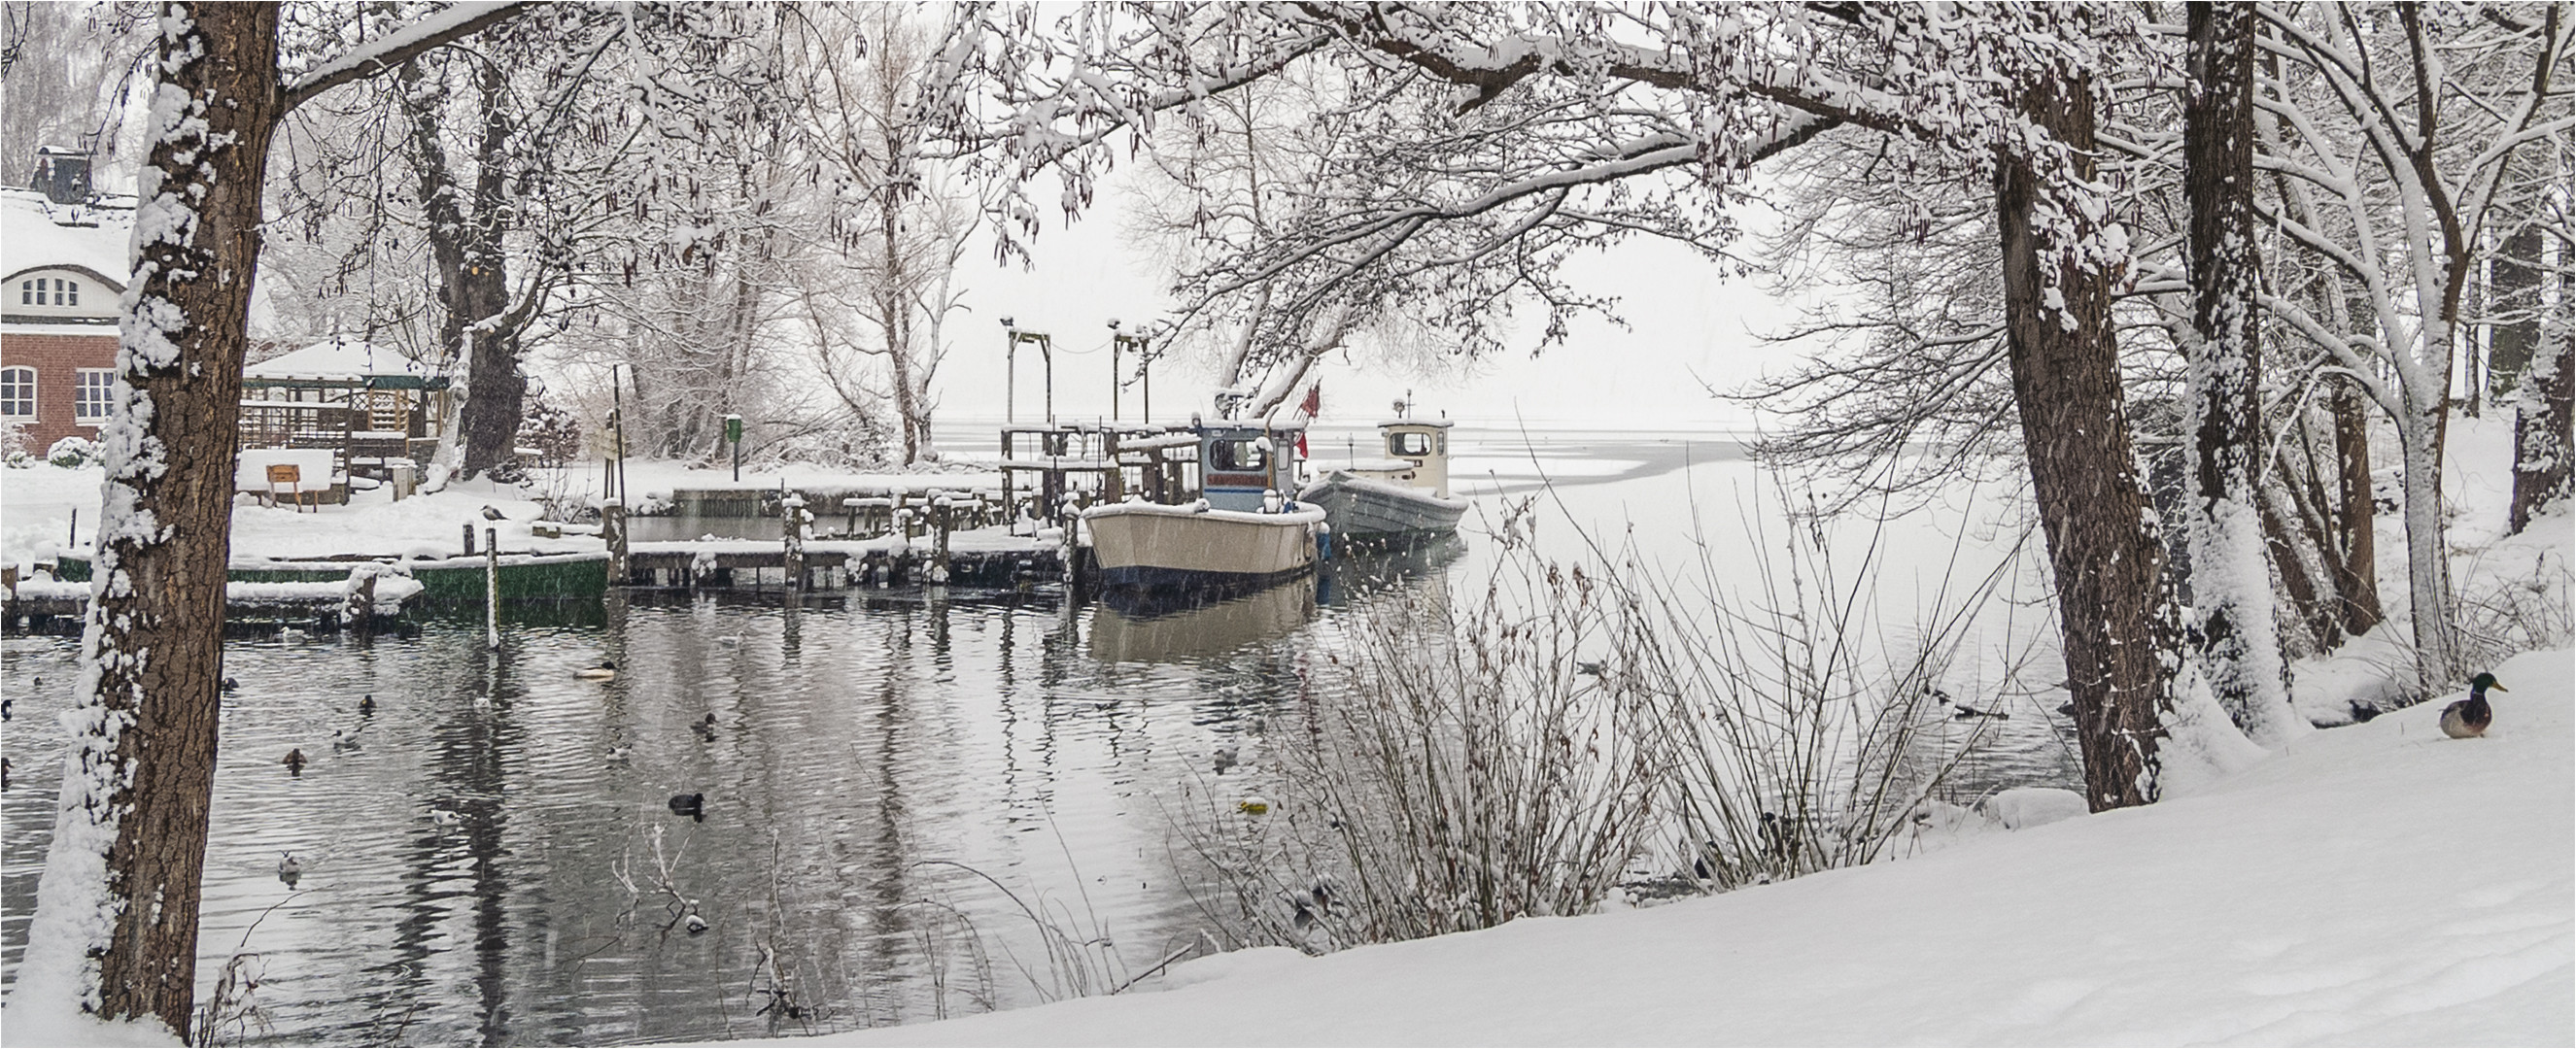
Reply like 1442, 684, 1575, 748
774, 649, 2571, 1047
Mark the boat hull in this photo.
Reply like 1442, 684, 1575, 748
1297, 472, 1469, 542
1082, 502, 1324, 592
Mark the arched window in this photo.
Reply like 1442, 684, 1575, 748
0, 366, 34, 419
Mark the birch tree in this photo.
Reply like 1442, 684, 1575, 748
8, 4, 528, 1037
2250, 1, 2569, 683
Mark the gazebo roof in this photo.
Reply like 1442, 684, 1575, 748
244, 337, 451, 389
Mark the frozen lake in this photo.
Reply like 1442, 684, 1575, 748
1, 426, 2081, 1044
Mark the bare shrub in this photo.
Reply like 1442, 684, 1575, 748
1185, 481, 2028, 950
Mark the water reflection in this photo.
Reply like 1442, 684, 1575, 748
1, 437, 2082, 1045
1090, 583, 1319, 664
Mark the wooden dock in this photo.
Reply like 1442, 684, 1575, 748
3, 567, 421, 636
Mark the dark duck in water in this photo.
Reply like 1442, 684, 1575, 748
2440, 672, 2506, 739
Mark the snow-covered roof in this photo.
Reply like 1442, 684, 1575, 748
244, 336, 450, 386
0, 188, 132, 288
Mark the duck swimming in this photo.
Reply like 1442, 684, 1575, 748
2440, 672, 2506, 739
669, 793, 705, 822
574, 660, 618, 681
277, 853, 302, 886
282, 748, 307, 775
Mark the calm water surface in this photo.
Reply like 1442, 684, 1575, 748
0, 429, 2080, 1045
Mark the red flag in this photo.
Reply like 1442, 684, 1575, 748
1300, 382, 1322, 418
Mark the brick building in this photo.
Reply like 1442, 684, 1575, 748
1, 182, 132, 454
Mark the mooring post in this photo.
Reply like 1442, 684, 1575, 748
602, 498, 628, 586
464, 522, 477, 557
345, 568, 377, 638
1060, 511, 1082, 599
485, 527, 500, 650
782, 492, 807, 592
932, 495, 953, 585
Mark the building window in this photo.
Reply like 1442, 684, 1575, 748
76, 369, 116, 423
13, 278, 79, 307
0, 366, 34, 419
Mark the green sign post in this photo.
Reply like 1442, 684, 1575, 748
725, 414, 743, 481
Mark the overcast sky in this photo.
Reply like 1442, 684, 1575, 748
932, 174, 1820, 431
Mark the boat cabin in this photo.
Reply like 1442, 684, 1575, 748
1339, 418, 1454, 498
1198, 419, 1306, 512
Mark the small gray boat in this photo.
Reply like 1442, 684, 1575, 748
1298, 417, 1469, 545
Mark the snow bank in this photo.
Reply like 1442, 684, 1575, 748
783, 650, 2572, 1046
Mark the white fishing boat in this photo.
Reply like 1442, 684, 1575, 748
1297, 416, 1468, 544
1082, 418, 1328, 593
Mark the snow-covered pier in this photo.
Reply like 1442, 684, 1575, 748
2, 568, 423, 636
620, 531, 1066, 589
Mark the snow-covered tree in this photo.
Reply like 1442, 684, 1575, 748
10, 5, 530, 1037
926, 2, 2244, 808
2249, 1, 2569, 684
786, 4, 975, 465
2181, 0, 2302, 744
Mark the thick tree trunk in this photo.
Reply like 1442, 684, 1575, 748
2182, 0, 2300, 744
13, 6, 281, 1036
2511, 322, 2573, 533
447, 62, 529, 478
1994, 79, 2176, 811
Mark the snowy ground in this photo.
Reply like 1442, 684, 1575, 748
774, 648, 2571, 1047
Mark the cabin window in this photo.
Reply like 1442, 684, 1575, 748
1390, 431, 1433, 457
76, 369, 116, 423
0, 366, 33, 418
1208, 439, 1267, 473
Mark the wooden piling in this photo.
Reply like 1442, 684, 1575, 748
931, 496, 953, 585
783, 493, 807, 592
485, 527, 500, 649
344, 569, 377, 637
602, 498, 628, 584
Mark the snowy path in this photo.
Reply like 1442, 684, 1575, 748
790, 650, 2572, 1047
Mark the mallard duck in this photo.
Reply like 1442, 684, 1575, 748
282, 748, 307, 774
574, 660, 618, 681
2440, 672, 2506, 739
